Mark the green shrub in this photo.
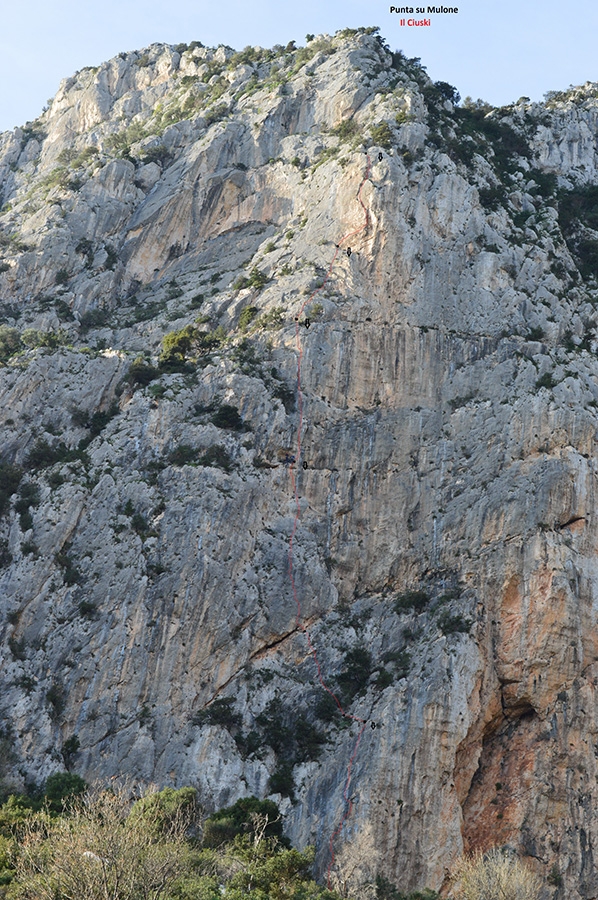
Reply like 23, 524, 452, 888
231, 338, 262, 374
128, 356, 160, 385
61, 736, 80, 770
8, 637, 27, 660
14, 482, 40, 531
54, 299, 74, 320
559, 184, 598, 233
38, 166, 72, 192
204, 103, 229, 126
166, 277, 183, 299
314, 691, 339, 722
528, 169, 557, 197
197, 327, 227, 353
192, 698, 241, 729
336, 647, 373, 704
292, 38, 334, 71
20, 122, 47, 147
0, 463, 22, 515
376, 874, 439, 900
46, 684, 65, 721
46, 470, 65, 490
159, 324, 226, 368
131, 512, 149, 535
238, 305, 258, 331
75, 238, 94, 268
72, 146, 99, 167
311, 147, 339, 171
370, 122, 393, 149
210, 404, 246, 430
294, 715, 327, 762
55, 268, 70, 285
128, 299, 167, 324
269, 762, 295, 799
271, 380, 295, 413
24, 440, 59, 470
85, 404, 119, 437
256, 699, 294, 756
168, 445, 199, 466
21, 328, 66, 350
105, 122, 148, 158
78, 600, 97, 619
394, 590, 429, 613
375, 668, 394, 689
233, 268, 269, 292
451, 106, 529, 178
331, 119, 359, 140
54, 543, 81, 585
479, 186, 505, 211
256, 307, 284, 330
24, 439, 86, 471
139, 144, 172, 166
535, 372, 556, 390
235, 728, 262, 757
573, 237, 598, 280
0, 326, 21, 362
44, 771, 86, 812
203, 797, 285, 848
437, 612, 472, 635
0, 538, 12, 567
383, 649, 411, 679
79, 308, 110, 329
512, 210, 531, 230
526, 326, 544, 342
198, 445, 233, 471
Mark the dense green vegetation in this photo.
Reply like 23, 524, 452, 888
0, 784, 343, 899
558, 184, 598, 279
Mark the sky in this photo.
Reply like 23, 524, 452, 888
2, 0, 598, 133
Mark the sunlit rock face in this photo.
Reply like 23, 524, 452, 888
2, 28, 598, 898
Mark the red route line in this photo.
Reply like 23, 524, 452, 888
286, 153, 372, 889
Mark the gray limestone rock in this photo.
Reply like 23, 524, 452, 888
2, 27, 598, 898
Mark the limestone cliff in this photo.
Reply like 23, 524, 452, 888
2, 27, 598, 898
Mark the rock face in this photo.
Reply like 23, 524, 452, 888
3, 26, 598, 898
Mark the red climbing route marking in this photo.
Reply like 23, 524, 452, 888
287, 153, 372, 889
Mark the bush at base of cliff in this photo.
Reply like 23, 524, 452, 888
2, 787, 341, 900
202, 797, 285, 848
449, 848, 542, 900
375, 875, 438, 900
5, 785, 195, 900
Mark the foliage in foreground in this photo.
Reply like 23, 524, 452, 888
0, 785, 341, 899
448, 848, 542, 900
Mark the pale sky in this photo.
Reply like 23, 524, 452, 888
2, 0, 598, 132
